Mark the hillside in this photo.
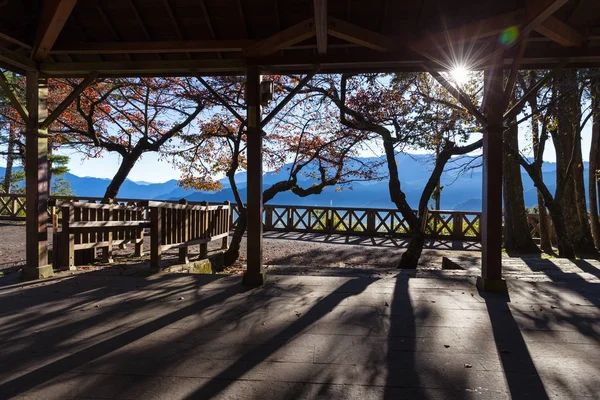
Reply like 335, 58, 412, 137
0, 154, 576, 211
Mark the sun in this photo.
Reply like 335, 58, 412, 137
450, 65, 470, 85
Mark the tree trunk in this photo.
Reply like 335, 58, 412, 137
502, 122, 540, 254
554, 70, 596, 255
536, 192, 554, 253
3, 124, 15, 193
224, 212, 246, 267
103, 154, 138, 202
589, 79, 600, 248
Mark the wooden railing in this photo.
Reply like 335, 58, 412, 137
146, 201, 230, 270
0, 194, 26, 220
0, 193, 558, 244
257, 205, 482, 240
56, 202, 149, 270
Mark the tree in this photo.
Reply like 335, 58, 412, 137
52, 77, 209, 201
304, 73, 482, 268
172, 75, 375, 266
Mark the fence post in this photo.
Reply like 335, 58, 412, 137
178, 199, 189, 263
61, 205, 75, 271
200, 201, 208, 258
451, 212, 462, 239
150, 205, 162, 271
12, 195, 18, 218
367, 210, 375, 235
264, 205, 273, 231
222, 201, 230, 249
102, 201, 114, 263
134, 207, 144, 257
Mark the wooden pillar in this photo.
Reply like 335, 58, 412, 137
242, 67, 266, 286
477, 65, 507, 293
22, 71, 53, 280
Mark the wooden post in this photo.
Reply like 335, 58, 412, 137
477, 63, 507, 293
102, 202, 114, 263
150, 205, 162, 271
222, 201, 230, 249
264, 205, 273, 230
22, 71, 53, 280
60, 205, 75, 270
200, 201, 208, 258
242, 67, 266, 286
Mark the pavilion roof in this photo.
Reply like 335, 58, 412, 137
0, 0, 599, 77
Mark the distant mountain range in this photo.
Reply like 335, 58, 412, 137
0, 153, 578, 211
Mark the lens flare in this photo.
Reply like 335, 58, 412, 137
500, 26, 520, 45
451, 65, 469, 85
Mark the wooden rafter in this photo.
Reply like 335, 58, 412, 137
52, 40, 252, 54
314, 0, 327, 54
199, 0, 222, 59
245, 19, 316, 57
32, 0, 79, 61
0, 47, 37, 72
327, 17, 397, 52
0, 71, 29, 124
522, 0, 568, 36
161, 0, 191, 60
41, 71, 98, 129
0, 31, 32, 50
410, 10, 523, 52
534, 16, 586, 47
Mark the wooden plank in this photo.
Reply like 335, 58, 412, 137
52, 40, 253, 54
32, 0, 79, 61
314, 0, 327, 54
245, 19, 315, 57
0, 47, 37, 72
534, 16, 586, 47
68, 221, 151, 228
327, 17, 397, 52
410, 10, 523, 52
150, 206, 162, 271
523, 0, 569, 36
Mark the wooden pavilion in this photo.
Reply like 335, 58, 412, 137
0, 0, 599, 291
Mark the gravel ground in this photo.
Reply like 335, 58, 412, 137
0, 222, 481, 273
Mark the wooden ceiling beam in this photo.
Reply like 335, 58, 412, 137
327, 17, 397, 52
410, 10, 523, 51
52, 40, 253, 54
32, 0, 79, 61
245, 19, 316, 57
0, 47, 37, 72
314, 0, 327, 54
534, 16, 586, 46
522, 0, 568, 36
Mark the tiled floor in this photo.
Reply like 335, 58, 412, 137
0, 261, 598, 399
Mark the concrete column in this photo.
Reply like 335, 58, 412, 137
23, 71, 52, 280
242, 67, 266, 286
477, 65, 507, 293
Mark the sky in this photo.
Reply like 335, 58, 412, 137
49, 117, 593, 184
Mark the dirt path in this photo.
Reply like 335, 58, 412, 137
0, 223, 480, 272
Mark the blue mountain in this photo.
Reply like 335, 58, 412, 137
0, 154, 583, 211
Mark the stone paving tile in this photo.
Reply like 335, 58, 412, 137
0, 266, 598, 399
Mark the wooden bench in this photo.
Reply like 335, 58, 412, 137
54, 202, 149, 270
145, 200, 230, 271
